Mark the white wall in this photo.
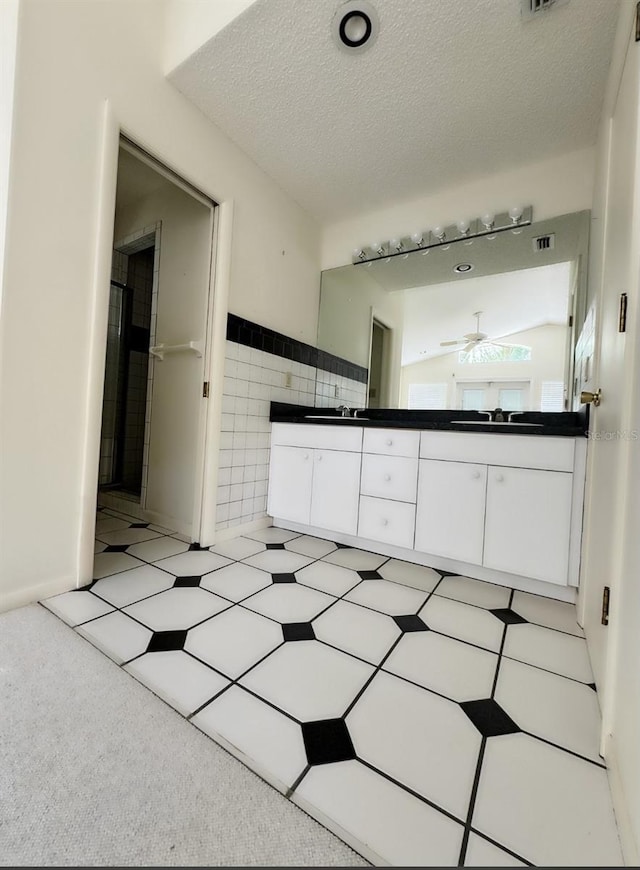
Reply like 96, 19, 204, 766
400, 325, 567, 410
318, 265, 404, 406
321, 147, 595, 269
0, 0, 320, 611
0, 0, 20, 317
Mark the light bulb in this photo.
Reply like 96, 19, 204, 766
509, 206, 523, 224
370, 242, 386, 257
433, 225, 446, 241
390, 237, 404, 253
481, 213, 495, 230
410, 232, 424, 247
456, 219, 470, 235
352, 247, 366, 262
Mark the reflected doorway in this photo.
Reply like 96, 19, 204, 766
368, 318, 391, 408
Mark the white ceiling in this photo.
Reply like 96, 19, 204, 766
401, 261, 572, 366
168, 0, 619, 221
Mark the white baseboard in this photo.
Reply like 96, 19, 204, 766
604, 732, 639, 866
1, 574, 77, 614
212, 516, 271, 544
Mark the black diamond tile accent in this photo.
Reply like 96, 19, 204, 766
490, 608, 528, 625
73, 583, 94, 592
104, 544, 129, 553
173, 576, 201, 588
588, 682, 597, 692
358, 570, 382, 580
189, 542, 204, 551
272, 573, 297, 584
302, 719, 356, 766
334, 542, 351, 549
460, 699, 520, 737
147, 630, 188, 653
393, 614, 429, 633
130, 523, 149, 528
283, 622, 316, 641
266, 543, 286, 550
437, 570, 459, 578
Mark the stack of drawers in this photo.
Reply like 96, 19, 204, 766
358, 428, 420, 549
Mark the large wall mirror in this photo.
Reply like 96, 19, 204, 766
318, 210, 590, 412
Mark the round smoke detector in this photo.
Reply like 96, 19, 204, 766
454, 263, 474, 274
332, 1, 379, 54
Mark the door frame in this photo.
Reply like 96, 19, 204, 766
77, 102, 232, 583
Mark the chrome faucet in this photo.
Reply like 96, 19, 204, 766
337, 404, 351, 417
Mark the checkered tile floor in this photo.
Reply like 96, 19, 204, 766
41, 508, 623, 866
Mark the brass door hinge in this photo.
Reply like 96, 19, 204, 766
202, 381, 209, 398
601, 586, 610, 626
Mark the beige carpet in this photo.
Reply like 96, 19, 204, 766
0, 604, 367, 867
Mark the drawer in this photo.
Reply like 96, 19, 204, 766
419, 431, 575, 472
360, 454, 418, 503
271, 422, 362, 452
358, 496, 416, 549
363, 428, 420, 458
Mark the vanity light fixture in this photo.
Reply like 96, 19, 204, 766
332, 1, 379, 54
351, 206, 533, 264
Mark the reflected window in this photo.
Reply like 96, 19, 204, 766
408, 383, 447, 409
461, 389, 485, 410
459, 345, 531, 364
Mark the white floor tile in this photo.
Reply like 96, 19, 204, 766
322, 548, 388, 571
379, 559, 441, 593
123, 588, 230, 631
94, 540, 107, 554
41, 591, 114, 627
93, 551, 145, 580
511, 590, 584, 636
208, 536, 266, 561
285, 535, 338, 559
344, 579, 428, 616
434, 575, 511, 610
293, 760, 463, 866
242, 549, 314, 574
147, 524, 176, 535
91, 564, 176, 608
186, 608, 282, 678
96, 528, 163, 546
153, 550, 232, 577
495, 657, 602, 763
295, 561, 362, 597
245, 527, 301, 544
200, 562, 272, 602
95, 516, 129, 534
420, 595, 504, 652
313, 600, 399, 664
473, 733, 623, 867
76, 611, 152, 664
348, 671, 480, 818
464, 834, 526, 866
126, 536, 190, 562
193, 686, 307, 792
243, 583, 335, 623
125, 650, 229, 716
240, 642, 373, 720
503, 623, 593, 683
384, 632, 497, 702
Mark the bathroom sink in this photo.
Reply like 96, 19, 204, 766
304, 415, 369, 422
450, 419, 540, 427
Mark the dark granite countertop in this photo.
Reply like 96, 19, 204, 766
270, 402, 589, 437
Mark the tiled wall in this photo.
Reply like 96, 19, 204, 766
216, 316, 368, 532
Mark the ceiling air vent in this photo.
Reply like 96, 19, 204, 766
533, 233, 555, 252
521, 0, 570, 21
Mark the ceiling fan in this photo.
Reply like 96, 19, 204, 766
439, 311, 517, 354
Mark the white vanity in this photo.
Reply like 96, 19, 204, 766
267, 421, 587, 601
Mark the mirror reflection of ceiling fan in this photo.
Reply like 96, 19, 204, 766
439, 311, 519, 354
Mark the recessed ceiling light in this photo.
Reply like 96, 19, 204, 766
454, 263, 474, 274
332, 1, 379, 54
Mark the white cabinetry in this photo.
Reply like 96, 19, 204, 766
267, 445, 313, 525
310, 449, 361, 535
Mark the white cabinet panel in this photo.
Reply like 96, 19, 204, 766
419, 431, 575, 471
483, 466, 573, 585
271, 423, 362, 451
415, 459, 487, 565
267, 445, 313, 525
358, 496, 416, 549
363, 428, 420, 458
360, 454, 419, 503
310, 450, 362, 535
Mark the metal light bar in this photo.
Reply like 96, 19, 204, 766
352, 206, 533, 265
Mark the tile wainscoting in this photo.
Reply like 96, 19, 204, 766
217, 316, 368, 533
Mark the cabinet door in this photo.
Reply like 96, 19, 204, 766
483, 466, 573, 585
267, 445, 313, 524
310, 450, 361, 535
415, 459, 487, 564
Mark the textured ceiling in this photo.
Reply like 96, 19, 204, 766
168, 0, 619, 221
400, 262, 571, 366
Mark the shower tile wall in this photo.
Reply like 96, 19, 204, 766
217, 318, 368, 533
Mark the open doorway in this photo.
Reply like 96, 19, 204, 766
97, 140, 216, 539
